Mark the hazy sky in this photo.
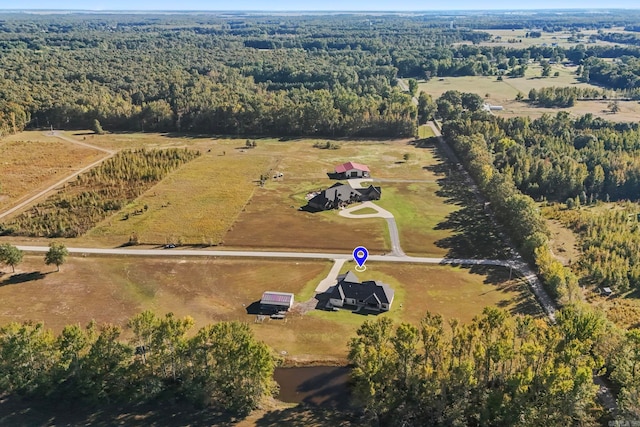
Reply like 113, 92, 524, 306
6, 0, 640, 11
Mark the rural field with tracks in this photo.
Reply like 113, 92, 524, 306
0, 130, 537, 361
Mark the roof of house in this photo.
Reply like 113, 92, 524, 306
359, 185, 382, 197
335, 161, 370, 173
330, 272, 394, 305
337, 270, 360, 284
308, 192, 330, 207
261, 291, 294, 305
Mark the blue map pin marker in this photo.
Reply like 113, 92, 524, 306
353, 246, 369, 271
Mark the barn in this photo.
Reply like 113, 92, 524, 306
260, 291, 295, 313
335, 161, 370, 178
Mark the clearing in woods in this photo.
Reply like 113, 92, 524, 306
418, 63, 640, 121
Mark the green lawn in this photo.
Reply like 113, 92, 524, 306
418, 125, 435, 139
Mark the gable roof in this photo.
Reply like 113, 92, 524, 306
329, 271, 394, 305
261, 291, 294, 305
337, 270, 360, 284
335, 162, 370, 173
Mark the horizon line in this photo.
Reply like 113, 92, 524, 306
2, 7, 640, 12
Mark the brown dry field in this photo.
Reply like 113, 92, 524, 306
0, 132, 104, 211
223, 185, 389, 253
0, 255, 540, 360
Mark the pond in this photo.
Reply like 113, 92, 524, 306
274, 366, 351, 409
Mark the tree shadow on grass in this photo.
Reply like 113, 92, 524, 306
430, 166, 510, 260
0, 395, 240, 427
0, 271, 47, 286
255, 405, 360, 427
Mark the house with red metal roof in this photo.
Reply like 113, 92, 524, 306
334, 161, 370, 178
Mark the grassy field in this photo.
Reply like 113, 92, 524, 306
377, 183, 457, 256
470, 29, 624, 49
419, 63, 598, 103
0, 255, 329, 339
0, 255, 541, 359
85, 150, 273, 246
219, 137, 447, 253
0, 132, 104, 211
418, 124, 435, 139
223, 182, 389, 253
418, 63, 640, 122
1, 130, 506, 259
302, 261, 542, 334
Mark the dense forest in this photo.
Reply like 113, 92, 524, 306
3, 11, 640, 138
349, 307, 640, 426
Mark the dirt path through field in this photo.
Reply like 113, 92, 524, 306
0, 132, 115, 220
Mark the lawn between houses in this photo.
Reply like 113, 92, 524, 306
0, 255, 542, 360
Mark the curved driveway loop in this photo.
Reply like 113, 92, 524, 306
338, 201, 405, 257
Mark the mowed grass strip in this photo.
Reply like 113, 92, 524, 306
418, 124, 435, 139
376, 183, 458, 257
87, 151, 272, 246
0, 132, 104, 210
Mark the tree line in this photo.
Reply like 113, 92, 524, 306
0, 311, 276, 416
526, 86, 605, 108
349, 305, 640, 426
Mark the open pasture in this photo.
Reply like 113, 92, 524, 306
474, 29, 623, 48
419, 63, 640, 121
223, 182, 389, 253
419, 63, 601, 105
495, 98, 640, 122
0, 132, 104, 211
86, 150, 274, 247
0, 255, 331, 351
82, 135, 445, 251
